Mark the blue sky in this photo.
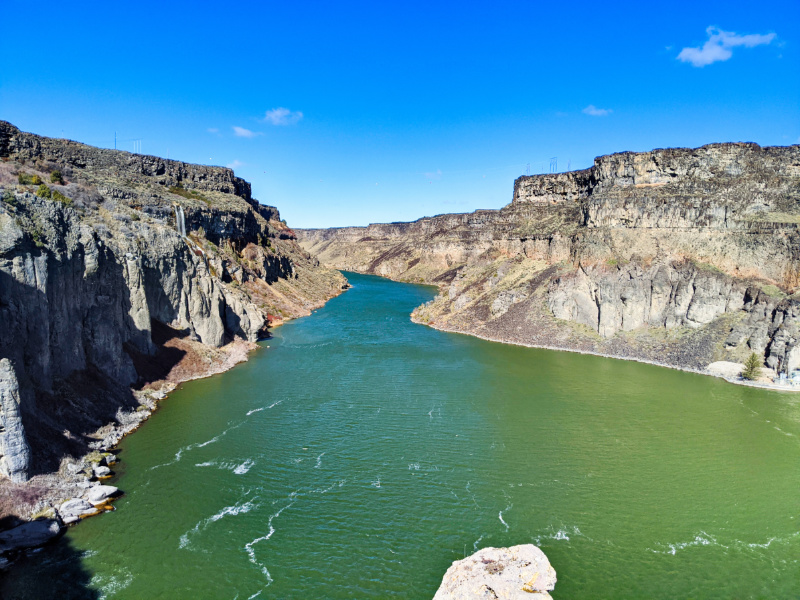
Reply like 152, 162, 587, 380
2, 1, 798, 227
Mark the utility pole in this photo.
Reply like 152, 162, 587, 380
114, 132, 116, 150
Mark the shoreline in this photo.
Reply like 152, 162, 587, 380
342, 268, 794, 394
0, 289, 348, 567
413, 315, 799, 393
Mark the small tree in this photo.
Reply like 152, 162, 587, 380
50, 170, 63, 184
36, 184, 52, 199
741, 353, 763, 381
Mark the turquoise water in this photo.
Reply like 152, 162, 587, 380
3, 272, 800, 599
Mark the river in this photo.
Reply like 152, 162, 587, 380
4, 272, 800, 599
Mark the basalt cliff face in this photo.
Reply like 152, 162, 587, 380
0, 121, 346, 486
298, 143, 800, 379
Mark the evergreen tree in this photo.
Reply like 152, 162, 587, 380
741, 353, 762, 381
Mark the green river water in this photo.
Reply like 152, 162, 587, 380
4, 272, 800, 599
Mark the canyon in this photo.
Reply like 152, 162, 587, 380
0, 121, 345, 509
298, 142, 800, 380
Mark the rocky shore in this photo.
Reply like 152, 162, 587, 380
298, 142, 800, 387
0, 121, 347, 565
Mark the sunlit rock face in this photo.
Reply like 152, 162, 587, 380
297, 142, 800, 375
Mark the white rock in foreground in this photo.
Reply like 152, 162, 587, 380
433, 545, 556, 600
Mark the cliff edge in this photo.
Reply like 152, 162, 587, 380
297, 142, 800, 382
0, 122, 345, 506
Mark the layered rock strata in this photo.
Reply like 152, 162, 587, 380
0, 121, 346, 488
298, 142, 800, 378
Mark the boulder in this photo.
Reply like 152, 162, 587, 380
433, 545, 556, 600
86, 485, 120, 506
59, 498, 99, 524
0, 519, 63, 553
94, 465, 112, 478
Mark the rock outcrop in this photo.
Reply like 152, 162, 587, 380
0, 121, 347, 484
298, 142, 800, 377
0, 519, 63, 554
0, 359, 31, 482
433, 545, 557, 599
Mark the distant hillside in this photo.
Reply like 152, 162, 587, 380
298, 142, 800, 378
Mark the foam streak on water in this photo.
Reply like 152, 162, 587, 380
246, 400, 283, 416
243, 499, 296, 591
179, 497, 259, 550
149, 419, 247, 471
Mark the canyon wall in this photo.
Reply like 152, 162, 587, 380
0, 121, 346, 482
298, 142, 800, 378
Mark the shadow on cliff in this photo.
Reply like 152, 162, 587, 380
0, 243, 164, 477
125, 319, 187, 388
0, 534, 100, 600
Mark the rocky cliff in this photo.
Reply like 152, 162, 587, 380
298, 142, 800, 379
0, 121, 346, 485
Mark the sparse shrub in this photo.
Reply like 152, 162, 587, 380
16, 216, 46, 248
50, 170, 63, 184
36, 184, 52, 199
168, 184, 208, 204
52, 189, 73, 208
741, 352, 763, 381
760, 284, 784, 298
2, 190, 16, 206
18, 172, 43, 185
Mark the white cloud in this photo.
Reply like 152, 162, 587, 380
261, 107, 303, 126
678, 26, 776, 67
207, 127, 219, 134
232, 126, 261, 138
226, 160, 243, 170
583, 105, 612, 117
424, 169, 442, 180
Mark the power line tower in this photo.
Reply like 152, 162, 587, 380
550, 157, 558, 173
526, 163, 530, 176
